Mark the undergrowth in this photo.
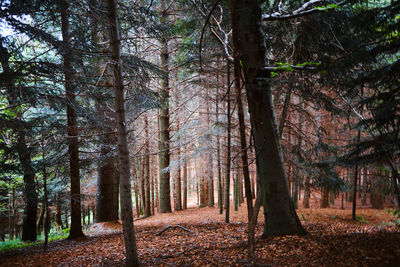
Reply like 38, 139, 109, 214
0, 228, 69, 252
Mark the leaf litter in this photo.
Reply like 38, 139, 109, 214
1, 205, 399, 266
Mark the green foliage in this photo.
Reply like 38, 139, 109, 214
357, 216, 369, 224
0, 227, 69, 251
300, 213, 308, 221
315, 4, 340, 12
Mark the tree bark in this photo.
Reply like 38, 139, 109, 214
216, 74, 223, 214
60, 0, 84, 239
96, 145, 117, 222
183, 159, 188, 209
56, 193, 63, 230
158, 0, 172, 213
225, 61, 232, 224
144, 116, 151, 217
174, 93, 182, 211
107, 0, 139, 265
230, 0, 306, 236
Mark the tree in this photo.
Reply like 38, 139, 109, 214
0, 40, 38, 241
230, 0, 306, 236
107, 0, 139, 265
60, 0, 84, 239
158, 0, 172, 213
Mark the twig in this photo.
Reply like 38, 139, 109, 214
156, 225, 194, 236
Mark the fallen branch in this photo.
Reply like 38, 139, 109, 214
156, 225, 194, 236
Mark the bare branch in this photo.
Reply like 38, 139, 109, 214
262, 0, 351, 21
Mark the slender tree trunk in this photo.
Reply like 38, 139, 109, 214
60, 0, 84, 239
144, 116, 151, 217
183, 159, 188, 209
140, 159, 145, 215
174, 93, 182, 211
206, 95, 214, 207
43, 166, 50, 249
151, 157, 155, 215
216, 79, 223, 214
225, 61, 232, 223
158, 0, 172, 213
303, 175, 310, 208
37, 200, 45, 236
231, 36, 257, 258
230, 0, 306, 236
107, 0, 139, 264
234, 170, 239, 211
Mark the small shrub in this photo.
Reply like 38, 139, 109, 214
357, 216, 369, 224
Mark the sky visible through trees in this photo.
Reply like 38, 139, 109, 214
0, 0, 399, 266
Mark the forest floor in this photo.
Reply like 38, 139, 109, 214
1, 200, 400, 267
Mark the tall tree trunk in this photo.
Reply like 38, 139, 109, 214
60, 0, 84, 239
216, 77, 223, 214
183, 159, 188, 209
231, 37, 257, 258
43, 162, 50, 249
206, 94, 214, 207
230, 0, 306, 236
174, 92, 182, 211
144, 116, 151, 217
107, 0, 139, 265
140, 159, 145, 215
151, 157, 155, 215
225, 61, 231, 223
158, 0, 172, 213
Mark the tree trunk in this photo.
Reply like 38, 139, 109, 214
321, 188, 330, 208
231, 37, 257, 258
95, 145, 117, 222
107, 0, 139, 265
37, 200, 45, 236
303, 175, 310, 208
206, 94, 214, 207
60, 0, 84, 239
140, 158, 145, 215
230, 0, 306, 236
144, 116, 151, 217
225, 61, 232, 224
151, 157, 155, 215
113, 165, 120, 219
183, 159, 188, 209
216, 77, 223, 214
56, 193, 63, 230
158, 0, 172, 213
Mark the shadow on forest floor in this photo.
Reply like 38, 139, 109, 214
1, 205, 399, 266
